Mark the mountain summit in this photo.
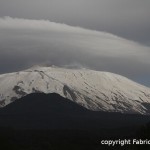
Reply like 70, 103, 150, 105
0, 66, 150, 114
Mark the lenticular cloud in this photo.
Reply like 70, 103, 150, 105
0, 17, 150, 77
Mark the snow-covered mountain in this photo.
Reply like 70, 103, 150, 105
0, 66, 150, 115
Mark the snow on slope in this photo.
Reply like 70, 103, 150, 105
0, 66, 150, 114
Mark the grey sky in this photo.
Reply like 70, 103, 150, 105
0, 1, 150, 86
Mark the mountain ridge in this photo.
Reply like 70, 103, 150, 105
0, 66, 150, 114
0, 92, 149, 130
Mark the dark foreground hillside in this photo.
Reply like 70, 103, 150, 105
0, 93, 150, 150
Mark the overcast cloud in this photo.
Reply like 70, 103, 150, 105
0, 0, 150, 45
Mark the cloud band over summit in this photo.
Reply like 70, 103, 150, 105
0, 17, 150, 80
